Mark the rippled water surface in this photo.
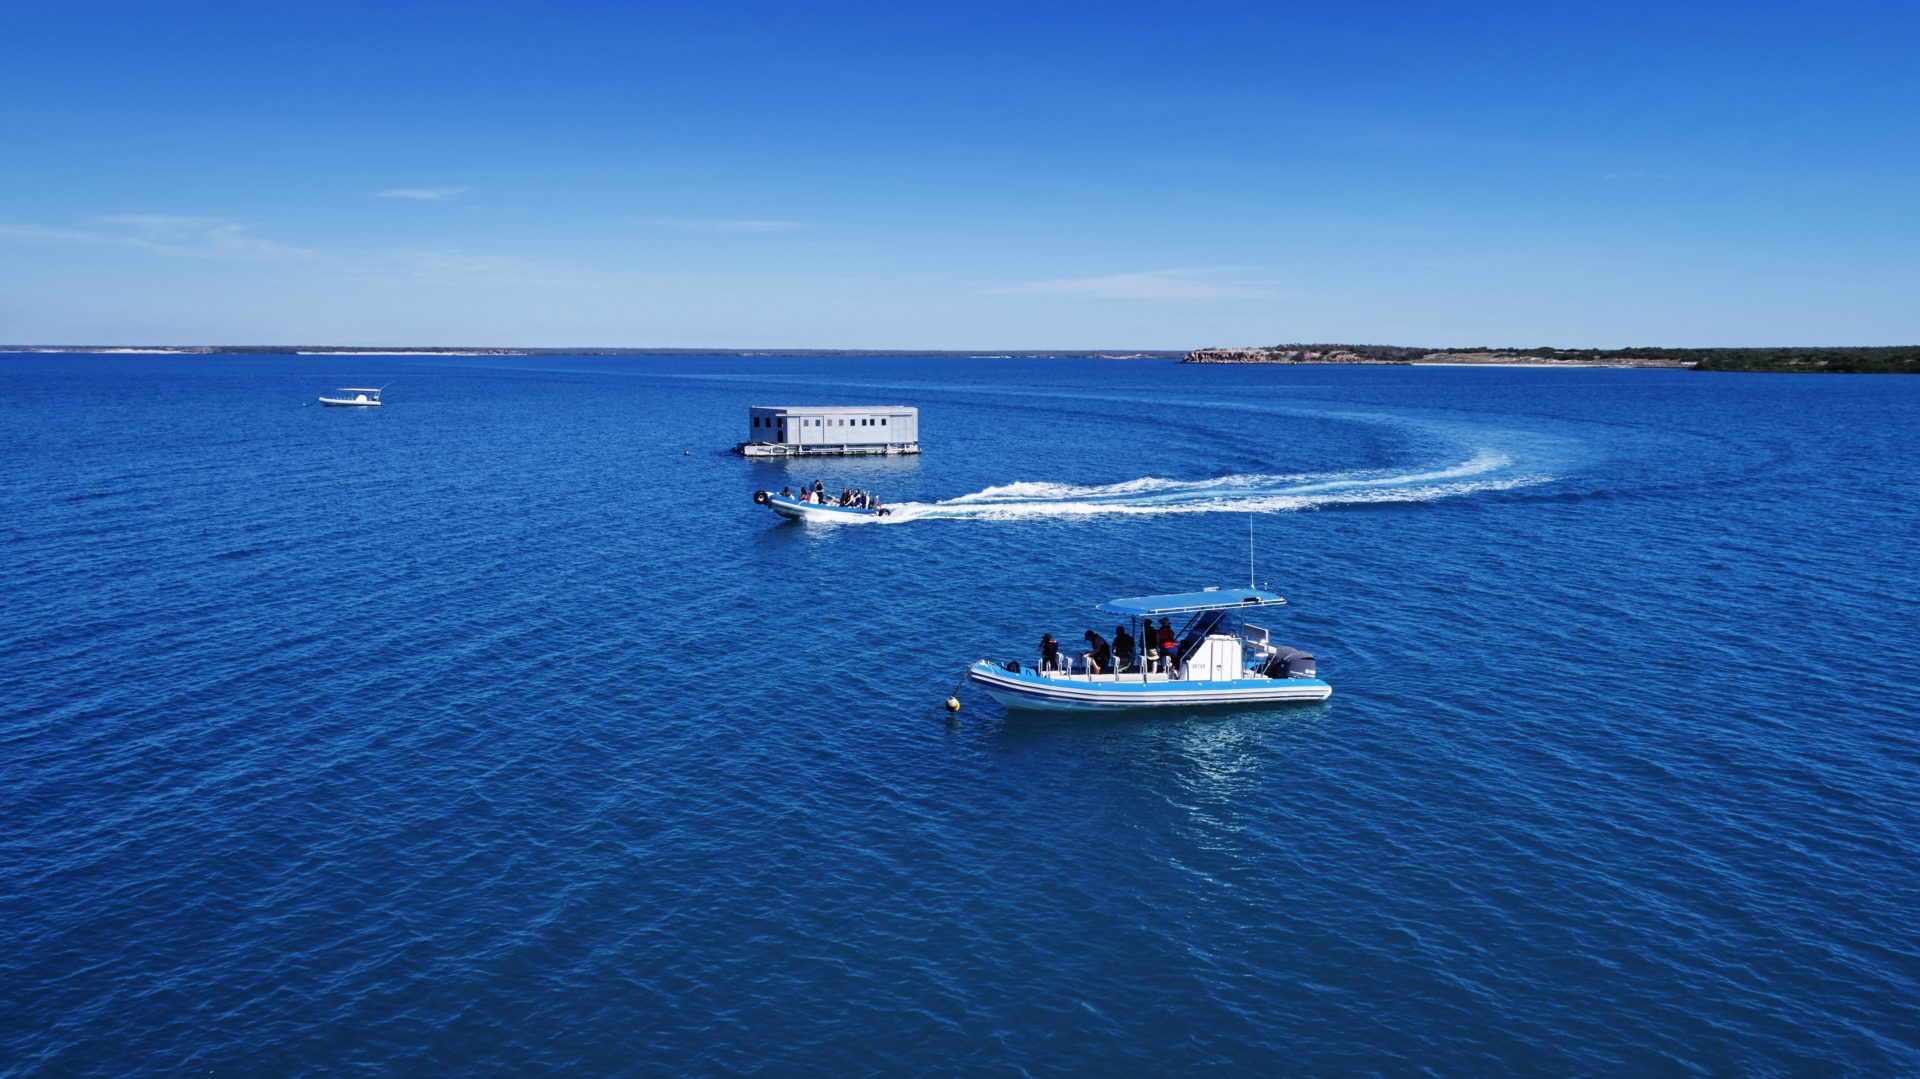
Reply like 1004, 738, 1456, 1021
3, 353, 1917, 1074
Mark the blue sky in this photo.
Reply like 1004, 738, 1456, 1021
1, 0, 1914, 348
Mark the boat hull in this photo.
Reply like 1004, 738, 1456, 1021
759, 493, 885, 522
318, 398, 380, 407
966, 660, 1330, 711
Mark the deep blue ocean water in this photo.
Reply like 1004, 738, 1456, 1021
2, 352, 1917, 1075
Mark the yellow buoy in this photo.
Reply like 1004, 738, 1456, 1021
945, 696, 961, 712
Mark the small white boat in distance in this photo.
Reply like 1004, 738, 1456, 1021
966, 587, 1331, 711
318, 387, 383, 407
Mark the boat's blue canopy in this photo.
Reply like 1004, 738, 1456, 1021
1096, 587, 1287, 617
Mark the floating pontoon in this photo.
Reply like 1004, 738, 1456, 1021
965, 587, 1330, 711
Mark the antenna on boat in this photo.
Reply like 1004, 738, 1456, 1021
1248, 513, 1255, 589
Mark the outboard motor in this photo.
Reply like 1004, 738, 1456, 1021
752, 490, 770, 505
1263, 647, 1316, 679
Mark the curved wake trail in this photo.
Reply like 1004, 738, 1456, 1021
871, 450, 1541, 523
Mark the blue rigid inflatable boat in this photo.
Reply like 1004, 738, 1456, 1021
753, 490, 889, 522
966, 587, 1331, 711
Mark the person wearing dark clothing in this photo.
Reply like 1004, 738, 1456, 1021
1083, 630, 1111, 675
1112, 625, 1136, 673
1040, 633, 1060, 671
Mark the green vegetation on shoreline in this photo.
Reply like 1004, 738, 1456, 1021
1458, 345, 1918, 373
1184, 344, 1920, 373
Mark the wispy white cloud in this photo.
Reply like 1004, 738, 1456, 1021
376, 186, 470, 201
639, 217, 804, 233
0, 214, 311, 260
995, 268, 1282, 301
376, 248, 567, 285
0, 223, 99, 244
0, 211, 582, 286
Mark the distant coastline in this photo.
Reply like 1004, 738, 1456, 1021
1183, 344, 1920, 374
8, 343, 1916, 373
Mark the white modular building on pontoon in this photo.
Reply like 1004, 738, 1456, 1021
734, 405, 919, 457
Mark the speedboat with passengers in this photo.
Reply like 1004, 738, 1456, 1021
965, 586, 1330, 711
753, 489, 890, 521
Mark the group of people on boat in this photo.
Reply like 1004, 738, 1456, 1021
1038, 619, 1186, 677
780, 480, 882, 511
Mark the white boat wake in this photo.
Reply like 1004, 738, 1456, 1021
867, 449, 1543, 523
